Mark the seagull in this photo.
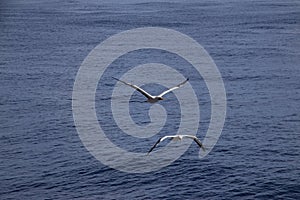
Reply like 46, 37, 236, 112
112, 77, 189, 103
147, 134, 205, 154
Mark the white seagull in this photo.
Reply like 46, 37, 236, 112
113, 77, 189, 103
147, 134, 205, 154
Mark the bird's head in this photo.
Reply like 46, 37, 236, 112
157, 97, 164, 101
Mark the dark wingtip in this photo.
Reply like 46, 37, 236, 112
112, 77, 121, 82
147, 150, 152, 155
186, 78, 189, 81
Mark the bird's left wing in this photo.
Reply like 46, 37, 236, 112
158, 78, 189, 97
183, 135, 205, 151
193, 138, 205, 151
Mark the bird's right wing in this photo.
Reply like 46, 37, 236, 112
113, 77, 154, 99
147, 136, 176, 155
147, 138, 162, 155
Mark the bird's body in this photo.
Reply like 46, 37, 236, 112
147, 134, 205, 154
113, 77, 189, 103
146, 96, 164, 103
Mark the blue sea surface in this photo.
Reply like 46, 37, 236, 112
1, 0, 300, 199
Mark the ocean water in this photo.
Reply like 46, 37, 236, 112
1, 0, 300, 199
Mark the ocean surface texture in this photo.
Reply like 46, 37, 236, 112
1, 0, 299, 199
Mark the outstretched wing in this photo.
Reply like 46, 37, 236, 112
147, 136, 175, 155
113, 77, 154, 99
183, 135, 205, 151
158, 78, 189, 97
147, 138, 162, 155
193, 138, 205, 151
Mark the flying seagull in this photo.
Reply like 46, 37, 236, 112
147, 134, 205, 155
112, 77, 189, 103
